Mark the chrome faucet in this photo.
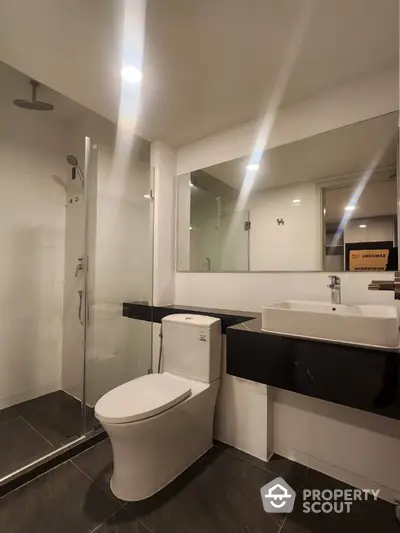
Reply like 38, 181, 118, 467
368, 272, 400, 299
327, 275, 341, 305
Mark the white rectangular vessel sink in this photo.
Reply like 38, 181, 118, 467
261, 301, 399, 349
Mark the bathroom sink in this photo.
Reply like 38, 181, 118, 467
261, 301, 399, 349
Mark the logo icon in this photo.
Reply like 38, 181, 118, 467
260, 477, 296, 513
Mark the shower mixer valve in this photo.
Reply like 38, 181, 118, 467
75, 257, 84, 278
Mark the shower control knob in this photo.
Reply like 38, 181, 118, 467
75, 257, 84, 278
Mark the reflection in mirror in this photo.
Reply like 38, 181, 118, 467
324, 178, 397, 272
177, 112, 398, 272
177, 171, 250, 271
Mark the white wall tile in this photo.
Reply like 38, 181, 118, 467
0, 97, 68, 407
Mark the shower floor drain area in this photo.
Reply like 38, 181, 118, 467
0, 390, 92, 479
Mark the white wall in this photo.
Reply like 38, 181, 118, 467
249, 182, 322, 270
0, 87, 69, 408
175, 271, 399, 312
172, 69, 400, 502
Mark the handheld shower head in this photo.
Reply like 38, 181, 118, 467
66, 155, 79, 166
66, 155, 84, 187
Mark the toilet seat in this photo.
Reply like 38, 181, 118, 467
95, 373, 192, 425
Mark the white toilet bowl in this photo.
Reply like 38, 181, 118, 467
95, 314, 222, 502
96, 372, 219, 501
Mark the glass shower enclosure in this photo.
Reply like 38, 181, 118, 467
0, 60, 153, 486
84, 138, 154, 432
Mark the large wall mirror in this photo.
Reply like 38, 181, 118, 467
177, 112, 398, 272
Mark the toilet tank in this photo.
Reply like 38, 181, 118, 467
161, 314, 221, 383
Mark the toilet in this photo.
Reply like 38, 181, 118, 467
95, 314, 221, 501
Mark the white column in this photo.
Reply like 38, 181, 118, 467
151, 141, 177, 306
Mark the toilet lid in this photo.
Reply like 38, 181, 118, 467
94, 373, 192, 424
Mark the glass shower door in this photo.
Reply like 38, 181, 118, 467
83, 138, 153, 432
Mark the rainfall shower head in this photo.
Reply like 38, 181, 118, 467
66, 154, 84, 187
13, 80, 54, 111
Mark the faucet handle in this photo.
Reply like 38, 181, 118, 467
328, 275, 341, 285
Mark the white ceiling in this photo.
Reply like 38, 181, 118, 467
0, 0, 398, 146
204, 113, 398, 191
141, 0, 398, 145
325, 179, 397, 223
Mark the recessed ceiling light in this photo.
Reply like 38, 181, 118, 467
359, 224, 367, 228
344, 205, 356, 212
292, 199, 301, 204
246, 163, 259, 171
121, 65, 143, 84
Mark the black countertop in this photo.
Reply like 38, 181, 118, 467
123, 301, 400, 422
123, 301, 258, 333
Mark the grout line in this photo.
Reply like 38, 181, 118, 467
70, 459, 127, 508
124, 506, 155, 533
88, 509, 121, 533
136, 517, 156, 533
278, 514, 289, 533
89, 507, 131, 533
18, 415, 54, 447
277, 482, 306, 533
88, 508, 154, 533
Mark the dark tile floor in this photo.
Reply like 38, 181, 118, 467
0, 438, 397, 533
0, 390, 92, 478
